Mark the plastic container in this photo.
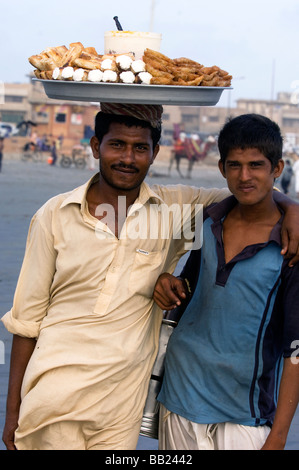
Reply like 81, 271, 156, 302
104, 31, 162, 59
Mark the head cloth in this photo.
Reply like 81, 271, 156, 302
100, 103, 163, 128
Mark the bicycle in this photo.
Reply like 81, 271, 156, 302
60, 151, 87, 170
21, 143, 42, 162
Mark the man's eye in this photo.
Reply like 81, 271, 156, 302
111, 142, 122, 148
250, 162, 263, 167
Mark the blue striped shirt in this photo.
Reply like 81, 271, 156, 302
158, 197, 299, 426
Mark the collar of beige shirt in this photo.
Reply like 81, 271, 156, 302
59, 172, 165, 213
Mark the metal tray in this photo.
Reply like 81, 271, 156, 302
34, 79, 231, 106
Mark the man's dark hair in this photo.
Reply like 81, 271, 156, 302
218, 113, 283, 170
94, 112, 161, 149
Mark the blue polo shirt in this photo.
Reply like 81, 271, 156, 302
158, 196, 299, 426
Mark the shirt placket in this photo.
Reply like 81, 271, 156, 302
91, 204, 143, 315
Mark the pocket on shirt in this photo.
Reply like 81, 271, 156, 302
129, 248, 166, 298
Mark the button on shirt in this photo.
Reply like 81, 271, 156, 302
2, 173, 228, 445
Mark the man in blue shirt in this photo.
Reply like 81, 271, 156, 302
153, 114, 299, 450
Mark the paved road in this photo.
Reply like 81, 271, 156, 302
0, 157, 298, 450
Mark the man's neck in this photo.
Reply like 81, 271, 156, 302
86, 175, 142, 237
222, 196, 282, 263
92, 173, 141, 205
232, 198, 281, 224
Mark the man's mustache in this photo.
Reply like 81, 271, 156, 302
111, 162, 139, 172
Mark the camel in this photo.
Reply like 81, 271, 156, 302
168, 136, 217, 178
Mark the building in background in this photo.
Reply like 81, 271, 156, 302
0, 78, 99, 155
0, 83, 31, 125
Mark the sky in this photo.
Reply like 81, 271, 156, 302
1, 0, 299, 108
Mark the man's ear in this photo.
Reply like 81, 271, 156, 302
218, 159, 226, 178
273, 159, 284, 179
90, 136, 100, 160
151, 144, 160, 165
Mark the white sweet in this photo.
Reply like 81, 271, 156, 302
116, 55, 133, 70
119, 71, 135, 84
131, 60, 146, 73
88, 70, 103, 82
61, 66, 74, 79
138, 72, 152, 84
101, 59, 115, 70
102, 70, 118, 82
52, 67, 60, 80
73, 68, 85, 81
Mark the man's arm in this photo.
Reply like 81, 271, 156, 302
2, 335, 36, 450
261, 358, 299, 450
273, 191, 299, 266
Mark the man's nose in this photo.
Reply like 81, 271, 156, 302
120, 145, 135, 163
239, 165, 251, 180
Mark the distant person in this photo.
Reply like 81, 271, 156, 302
293, 155, 299, 198
280, 159, 293, 194
51, 140, 57, 166
0, 137, 4, 172
154, 114, 299, 450
30, 131, 38, 147
57, 134, 64, 150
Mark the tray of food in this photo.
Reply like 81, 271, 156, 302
29, 41, 232, 106
34, 80, 230, 106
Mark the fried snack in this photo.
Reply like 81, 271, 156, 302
135, 71, 153, 84
145, 63, 174, 81
100, 55, 117, 71
61, 43, 84, 67
147, 58, 174, 74
43, 47, 64, 66
28, 43, 232, 86
29, 54, 48, 70
176, 76, 204, 86
59, 66, 75, 80
73, 68, 89, 82
172, 69, 199, 82
29, 46, 66, 70
29, 43, 100, 75
143, 48, 174, 65
88, 69, 104, 82
173, 57, 204, 68
72, 52, 103, 70
56, 45, 68, 56
150, 76, 175, 85
116, 54, 134, 71
72, 58, 101, 70
84, 47, 99, 56
119, 71, 135, 83
102, 69, 118, 82
69, 42, 85, 49
142, 49, 232, 87
34, 70, 53, 79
